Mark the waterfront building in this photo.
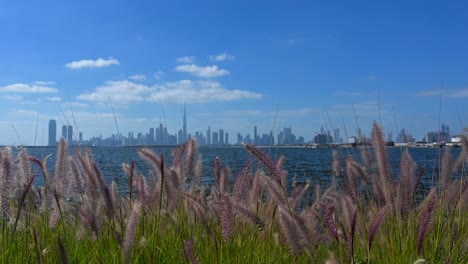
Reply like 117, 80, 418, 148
62, 125, 67, 139
48, 119, 56, 146
67, 125, 73, 145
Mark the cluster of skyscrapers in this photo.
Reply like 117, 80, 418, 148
47, 105, 463, 147
48, 120, 82, 146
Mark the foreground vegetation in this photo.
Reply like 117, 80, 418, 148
0, 123, 467, 263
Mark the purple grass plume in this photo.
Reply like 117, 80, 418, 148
243, 144, 284, 184
183, 239, 199, 264
368, 205, 390, 250
417, 188, 437, 255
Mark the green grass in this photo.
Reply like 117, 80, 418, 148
0, 124, 467, 263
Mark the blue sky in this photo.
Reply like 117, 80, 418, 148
0, 0, 467, 145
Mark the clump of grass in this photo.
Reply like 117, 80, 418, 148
0, 128, 466, 263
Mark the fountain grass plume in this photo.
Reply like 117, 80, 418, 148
219, 194, 233, 241
400, 150, 415, 217
243, 143, 284, 184
332, 150, 341, 177
345, 156, 359, 202
277, 205, 301, 255
1, 147, 12, 218
183, 238, 199, 264
54, 138, 68, 197
122, 201, 142, 264
368, 204, 390, 250
417, 188, 437, 255
233, 160, 251, 202
371, 122, 394, 206
325, 205, 339, 244
439, 150, 453, 192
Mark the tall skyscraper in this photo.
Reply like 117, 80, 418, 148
67, 125, 73, 145
62, 125, 67, 139
333, 128, 340, 144
254, 126, 258, 145
48, 120, 56, 146
207, 126, 211, 145
219, 129, 224, 145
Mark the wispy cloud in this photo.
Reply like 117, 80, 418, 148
45, 97, 62, 102
223, 108, 319, 118
78, 79, 261, 104
0, 95, 23, 101
415, 89, 440, 97
65, 57, 119, 69
209, 52, 235, 62
0, 83, 58, 93
446, 88, 468, 98
175, 64, 229, 78
77, 80, 151, 103
154, 71, 164, 79
334, 91, 363, 97
34, 81, 55, 86
128, 74, 146, 81
415, 88, 468, 98
176, 56, 195, 64
149, 80, 262, 103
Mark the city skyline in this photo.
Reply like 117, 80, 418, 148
1, 1, 468, 145
46, 112, 464, 147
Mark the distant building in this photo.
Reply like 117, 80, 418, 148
67, 125, 73, 145
62, 125, 67, 139
207, 127, 211, 145
333, 128, 340, 144
219, 129, 224, 145
212, 131, 219, 145
48, 120, 56, 146
314, 133, 333, 144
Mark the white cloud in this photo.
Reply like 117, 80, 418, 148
128, 74, 146, 81
77, 80, 152, 104
149, 80, 262, 103
68, 102, 89, 108
0, 83, 58, 93
176, 56, 195, 64
65, 57, 120, 69
415, 89, 440, 97
45, 97, 62, 102
78, 79, 261, 104
34, 81, 55, 86
446, 88, 468, 98
416, 88, 468, 98
209, 52, 235, 62
334, 91, 363, 97
154, 71, 164, 79
223, 108, 319, 118
175, 64, 229, 78
1, 95, 23, 101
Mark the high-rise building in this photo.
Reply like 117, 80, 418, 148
62, 125, 67, 139
212, 131, 219, 145
219, 129, 224, 145
207, 126, 211, 145
254, 126, 258, 145
333, 128, 340, 144
225, 132, 229, 145
48, 120, 56, 146
67, 125, 73, 145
